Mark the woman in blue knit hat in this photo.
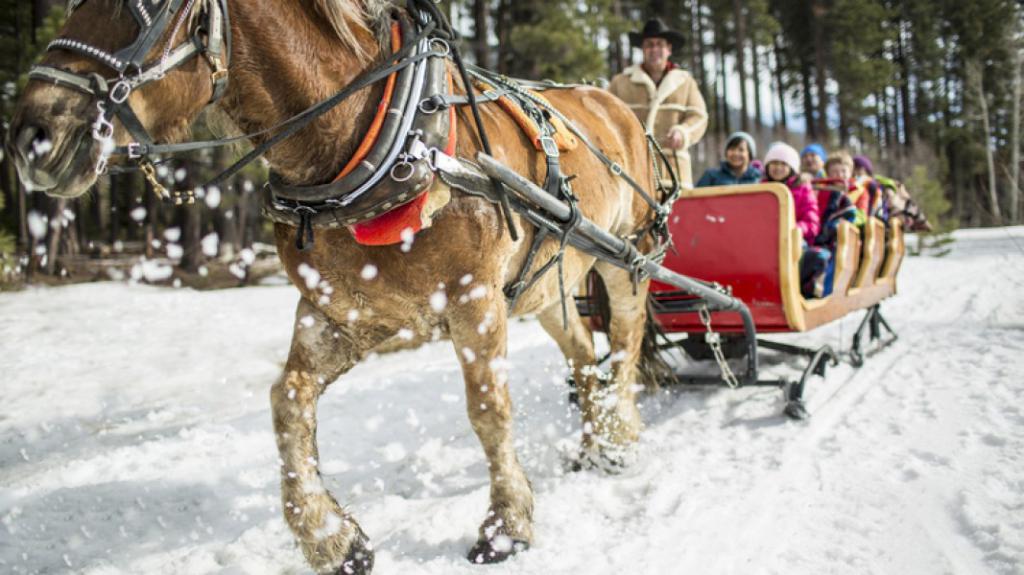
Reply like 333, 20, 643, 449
696, 131, 761, 187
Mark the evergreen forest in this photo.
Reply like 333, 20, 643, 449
1, 0, 1021, 285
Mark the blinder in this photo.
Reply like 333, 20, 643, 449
30, 0, 231, 176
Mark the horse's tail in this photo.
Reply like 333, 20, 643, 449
638, 296, 678, 392
588, 272, 677, 392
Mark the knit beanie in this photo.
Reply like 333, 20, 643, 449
764, 142, 801, 176
853, 155, 874, 175
801, 143, 827, 161
725, 131, 756, 158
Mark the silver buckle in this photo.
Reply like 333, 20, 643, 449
539, 136, 559, 158
127, 143, 144, 159
109, 79, 132, 104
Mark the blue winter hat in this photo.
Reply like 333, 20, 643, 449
725, 131, 756, 158
801, 143, 827, 161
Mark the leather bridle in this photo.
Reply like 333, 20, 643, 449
28, 0, 231, 176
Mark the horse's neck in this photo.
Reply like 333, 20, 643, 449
224, 1, 384, 185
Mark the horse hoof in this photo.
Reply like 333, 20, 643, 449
466, 536, 529, 564
334, 529, 374, 575
566, 445, 634, 474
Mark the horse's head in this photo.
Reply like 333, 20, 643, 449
7, 0, 228, 198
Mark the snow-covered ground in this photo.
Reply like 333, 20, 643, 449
2, 227, 1022, 575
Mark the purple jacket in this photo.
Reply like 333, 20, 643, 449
765, 175, 820, 244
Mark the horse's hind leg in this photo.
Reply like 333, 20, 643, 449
536, 297, 598, 417
271, 297, 387, 574
449, 297, 533, 564
574, 263, 645, 465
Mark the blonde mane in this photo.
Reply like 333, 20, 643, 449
312, 0, 395, 59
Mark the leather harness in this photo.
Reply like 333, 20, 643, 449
30, 0, 681, 319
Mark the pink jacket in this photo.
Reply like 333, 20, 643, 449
765, 175, 820, 244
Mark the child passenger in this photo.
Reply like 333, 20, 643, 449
824, 151, 866, 226
800, 143, 827, 180
696, 131, 762, 187
852, 154, 888, 221
762, 142, 827, 298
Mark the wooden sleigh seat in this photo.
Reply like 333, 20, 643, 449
650, 183, 906, 334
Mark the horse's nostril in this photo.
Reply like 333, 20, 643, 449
15, 124, 53, 164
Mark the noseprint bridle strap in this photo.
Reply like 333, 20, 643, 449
29, 0, 231, 176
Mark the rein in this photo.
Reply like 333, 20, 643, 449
33, 0, 679, 288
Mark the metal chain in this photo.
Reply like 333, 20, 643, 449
699, 305, 740, 389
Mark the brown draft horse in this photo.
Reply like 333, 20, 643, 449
9, 1, 662, 572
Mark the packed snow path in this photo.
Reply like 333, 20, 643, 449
2, 227, 1022, 574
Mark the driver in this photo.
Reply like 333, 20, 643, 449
609, 18, 708, 189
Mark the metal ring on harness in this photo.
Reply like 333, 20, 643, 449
429, 38, 451, 57
390, 160, 415, 182
419, 96, 442, 115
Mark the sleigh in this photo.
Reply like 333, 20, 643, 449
575, 182, 906, 418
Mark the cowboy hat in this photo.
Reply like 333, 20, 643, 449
628, 18, 686, 49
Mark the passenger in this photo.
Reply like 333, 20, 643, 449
695, 131, 761, 187
824, 151, 866, 226
852, 154, 888, 221
762, 142, 826, 298
812, 154, 862, 297
877, 175, 933, 232
609, 18, 708, 189
800, 143, 827, 180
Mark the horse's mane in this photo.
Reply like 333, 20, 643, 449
94, 0, 394, 61
312, 0, 395, 60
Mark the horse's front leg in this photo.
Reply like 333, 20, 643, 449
272, 297, 385, 575
450, 297, 534, 564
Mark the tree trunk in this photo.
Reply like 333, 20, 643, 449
31, 0, 47, 43
495, 0, 510, 74
45, 198, 64, 276
773, 34, 787, 130
801, 57, 816, 139
180, 201, 203, 272
812, 0, 829, 141
472, 0, 489, 68
693, 0, 706, 90
109, 174, 122, 247
144, 179, 156, 259
896, 17, 915, 149
719, 39, 731, 136
876, 92, 888, 156
750, 27, 763, 132
733, 0, 749, 132
969, 60, 1002, 223
1010, 20, 1022, 224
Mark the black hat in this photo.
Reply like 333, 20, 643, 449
628, 18, 686, 49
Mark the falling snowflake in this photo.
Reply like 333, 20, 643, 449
205, 185, 221, 209
297, 263, 321, 290
201, 233, 219, 257
360, 264, 378, 280
400, 227, 415, 253
429, 290, 447, 312
27, 211, 47, 239
469, 285, 488, 300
